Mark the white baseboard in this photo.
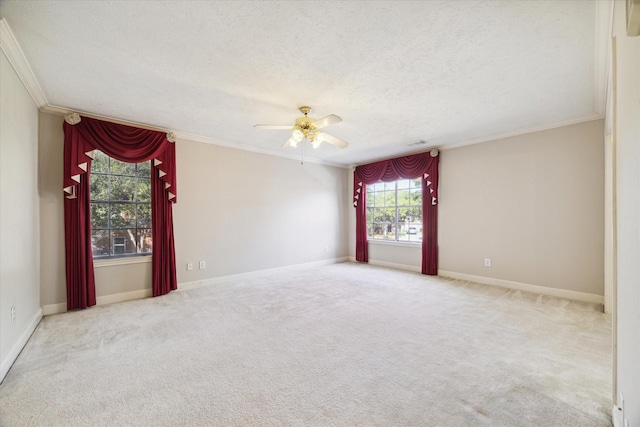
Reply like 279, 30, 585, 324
42, 288, 153, 316
438, 270, 604, 305
42, 302, 67, 316
0, 308, 42, 383
180, 257, 349, 291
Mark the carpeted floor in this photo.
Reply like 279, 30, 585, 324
0, 263, 611, 426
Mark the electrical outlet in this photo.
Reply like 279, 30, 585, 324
484, 258, 491, 267
199, 261, 206, 270
10, 305, 16, 323
324, 246, 329, 253
187, 262, 193, 271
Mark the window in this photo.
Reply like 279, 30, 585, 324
366, 178, 422, 242
90, 150, 152, 258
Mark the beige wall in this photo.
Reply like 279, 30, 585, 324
173, 138, 349, 283
439, 120, 604, 296
38, 112, 66, 304
0, 51, 41, 379
613, 0, 640, 423
37, 114, 350, 306
350, 120, 605, 297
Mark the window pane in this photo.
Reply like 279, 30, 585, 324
110, 158, 136, 176
397, 189, 410, 206
372, 207, 386, 223
136, 161, 151, 178
111, 230, 136, 255
372, 191, 385, 207
397, 179, 410, 190
397, 207, 410, 223
90, 174, 109, 201
139, 229, 152, 253
91, 230, 109, 257
384, 190, 393, 206
409, 207, 422, 222
137, 178, 151, 202
110, 203, 136, 229
92, 151, 109, 173
384, 207, 396, 239
91, 202, 109, 229
110, 176, 135, 201
409, 188, 422, 205
408, 208, 423, 242
366, 207, 373, 224
90, 153, 152, 258
137, 203, 151, 228
364, 178, 422, 244
397, 207, 410, 241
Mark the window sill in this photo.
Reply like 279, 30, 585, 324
94, 256, 152, 268
368, 239, 422, 248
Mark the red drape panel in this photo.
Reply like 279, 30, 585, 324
151, 143, 178, 296
63, 161, 96, 310
63, 116, 178, 310
353, 151, 439, 275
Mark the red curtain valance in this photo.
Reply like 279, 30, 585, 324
63, 114, 178, 310
63, 116, 177, 203
353, 151, 439, 275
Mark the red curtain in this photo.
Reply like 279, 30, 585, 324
353, 151, 439, 275
63, 116, 178, 310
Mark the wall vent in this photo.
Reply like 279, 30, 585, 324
407, 140, 428, 146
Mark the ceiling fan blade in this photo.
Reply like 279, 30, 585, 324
321, 133, 349, 148
312, 114, 342, 129
254, 124, 294, 130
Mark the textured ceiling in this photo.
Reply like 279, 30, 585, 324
0, 1, 608, 166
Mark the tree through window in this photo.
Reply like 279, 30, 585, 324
90, 150, 152, 258
366, 178, 422, 242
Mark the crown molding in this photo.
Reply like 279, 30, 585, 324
433, 114, 605, 152
172, 130, 350, 169
42, 104, 172, 133
0, 18, 48, 108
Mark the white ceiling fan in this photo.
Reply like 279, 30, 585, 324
254, 106, 349, 149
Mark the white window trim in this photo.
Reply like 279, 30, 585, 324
94, 256, 152, 268
366, 179, 422, 243
91, 150, 152, 259
368, 239, 421, 248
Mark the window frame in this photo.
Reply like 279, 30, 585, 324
365, 178, 423, 244
90, 150, 152, 259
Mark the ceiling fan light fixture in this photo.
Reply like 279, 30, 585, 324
312, 132, 324, 149
291, 129, 304, 142
254, 106, 349, 150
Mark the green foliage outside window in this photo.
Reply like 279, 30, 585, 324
366, 179, 422, 242
90, 150, 152, 257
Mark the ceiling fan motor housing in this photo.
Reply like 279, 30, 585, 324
294, 116, 317, 138
254, 106, 348, 148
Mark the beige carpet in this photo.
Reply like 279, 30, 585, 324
0, 263, 611, 426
